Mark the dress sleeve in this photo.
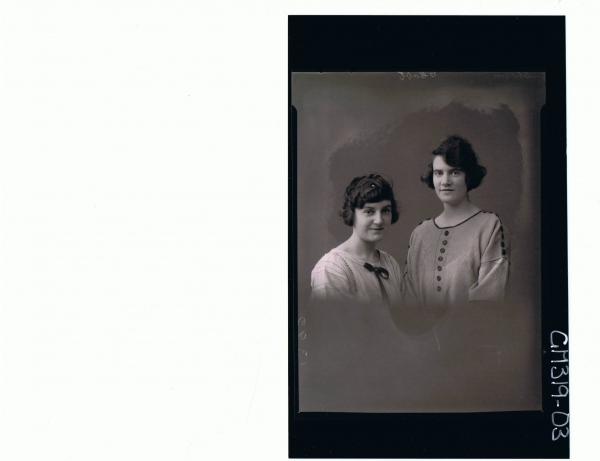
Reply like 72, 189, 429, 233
469, 216, 509, 302
310, 255, 355, 301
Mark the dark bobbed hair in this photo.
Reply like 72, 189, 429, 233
421, 135, 487, 191
340, 173, 399, 226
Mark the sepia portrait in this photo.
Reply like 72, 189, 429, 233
289, 16, 567, 459
294, 71, 545, 413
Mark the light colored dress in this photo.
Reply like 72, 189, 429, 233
402, 210, 509, 306
311, 247, 403, 304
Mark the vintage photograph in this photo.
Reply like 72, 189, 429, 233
293, 72, 545, 412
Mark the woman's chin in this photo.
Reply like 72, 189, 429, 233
438, 196, 464, 206
358, 236, 383, 245
367, 234, 385, 243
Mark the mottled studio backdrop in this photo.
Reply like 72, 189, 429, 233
293, 72, 544, 412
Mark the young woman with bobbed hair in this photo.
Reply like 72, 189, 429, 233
402, 135, 509, 306
311, 173, 403, 304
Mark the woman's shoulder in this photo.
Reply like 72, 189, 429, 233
410, 217, 434, 233
407, 217, 435, 243
476, 210, 506, 228
478, 209, 502, 219
466, 211, 509, 245
310, 248, 358, 296
312, 248, 353, 274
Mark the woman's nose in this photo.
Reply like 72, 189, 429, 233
373, 212, 383, 223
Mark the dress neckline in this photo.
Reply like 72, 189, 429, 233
433, 210, 483, 229
334, 247, 382, 265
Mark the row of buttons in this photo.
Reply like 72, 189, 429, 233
436, 230, 450, 292
485, 212, 507, 257
500, 225, 507, 256
435, 221, 508, 293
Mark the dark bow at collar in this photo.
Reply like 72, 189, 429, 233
363, 262, 389, 280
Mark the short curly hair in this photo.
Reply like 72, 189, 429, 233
340, 173, 399, 226
421, 135, 487, 191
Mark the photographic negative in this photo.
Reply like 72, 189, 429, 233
295, 71, 544, 413
289, 16, 567, 458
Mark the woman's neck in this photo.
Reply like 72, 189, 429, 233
437, 199, 480, 227
340, 233, 379, 263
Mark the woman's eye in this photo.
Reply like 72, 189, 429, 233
382, 209, 391, 214
452, 170, 462, 176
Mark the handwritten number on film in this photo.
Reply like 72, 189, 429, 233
550, 330, 569, 441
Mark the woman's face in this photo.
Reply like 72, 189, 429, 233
352, 200, 392, 244
432, 155, 468, 206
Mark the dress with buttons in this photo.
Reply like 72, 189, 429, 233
401, 210, 509, 306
